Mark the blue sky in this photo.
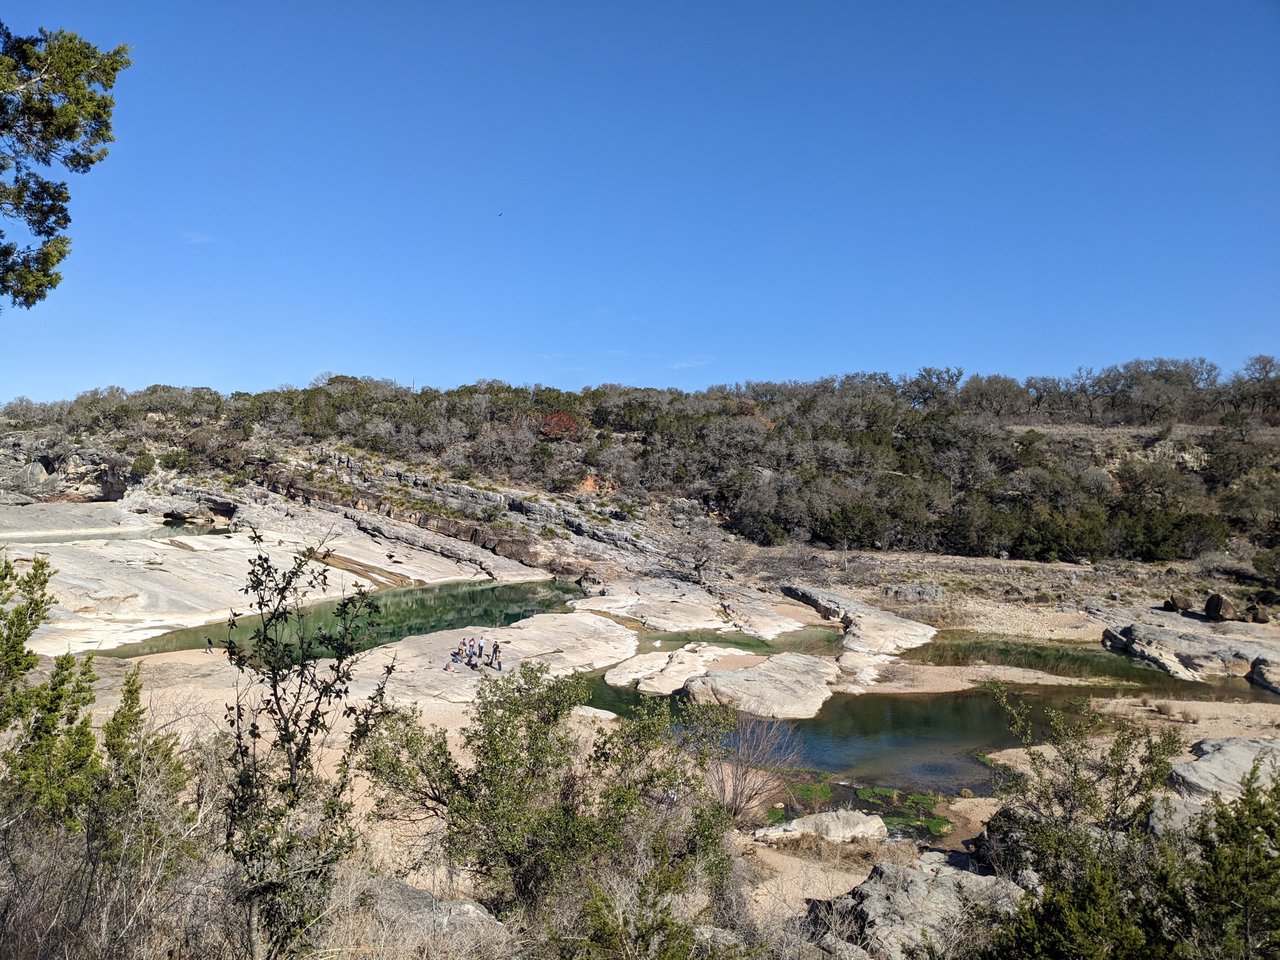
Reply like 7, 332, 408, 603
2, 2, 1276, 402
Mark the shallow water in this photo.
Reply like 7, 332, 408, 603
102, 579, 583, 657
903, 629, 1175, 683
588, 671, 1272, 797
109, 583, 1274, 797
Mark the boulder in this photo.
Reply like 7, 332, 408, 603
684, 652, 840, 719
363, 878, 507, 945
755, 809, 888, 844
1246, 604, 1271, 625
806, 853, 1021, 960
1163, 594, 1193, 613
1101, 625, 1203, 681
1205, 593, 1241, 622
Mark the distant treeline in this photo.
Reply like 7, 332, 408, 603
5, 356, 1279, 563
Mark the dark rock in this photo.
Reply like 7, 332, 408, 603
1246, 604, 1271, 625
1163, 594, 1193, 612
1205, 593, 1241, 622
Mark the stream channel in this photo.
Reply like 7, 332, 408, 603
111, 582, 1274, 797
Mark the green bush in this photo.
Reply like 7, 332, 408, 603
128, 451, 155, 479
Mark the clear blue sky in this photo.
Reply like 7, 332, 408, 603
2, 1, 1276, 402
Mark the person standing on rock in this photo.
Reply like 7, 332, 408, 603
206, 636, 213, 655
489, 640, 502, 670
477, 636, 486, 663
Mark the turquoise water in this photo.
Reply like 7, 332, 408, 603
102, 579, 583, 657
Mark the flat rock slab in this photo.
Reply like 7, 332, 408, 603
357, 610, 639, 706
604, 651, 675, 688
1171, 738, 1280, 801
755, 809, 888, 844
0, 500, 546, 655
684, 651, 839, 718
783, 584, 936, 693
784, 584, 936, 652
574, 578, 736, 634
1160, 736, 1280, 831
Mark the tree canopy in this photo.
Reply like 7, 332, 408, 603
0, 20, 130, 312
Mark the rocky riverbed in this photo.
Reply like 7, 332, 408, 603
5, 474, 1280, 721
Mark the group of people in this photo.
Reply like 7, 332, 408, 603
445, 634, 502, 672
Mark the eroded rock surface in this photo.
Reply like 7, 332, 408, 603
783, 584, 936, 693
605, 643, 753, 695
806, 853, 1021, 960
2, 500, 546, 654
1, 434, 129, 502
1102, 622, 1280, 686
684, 652, 839, 718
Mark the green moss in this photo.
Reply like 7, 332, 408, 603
791, 782, 833, 808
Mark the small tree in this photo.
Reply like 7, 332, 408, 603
221, 536, 393, 960
985, 687, 1182, 881
0, 555, 196, 959
1163, 761, 1280, 959
364, 663, 737, 953
683, 702, 799, 822
967, 690, 1184, 960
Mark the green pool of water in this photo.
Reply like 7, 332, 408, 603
102, 579, 583, 657
902, 629, 1173, 683
588, 670, 1271, 797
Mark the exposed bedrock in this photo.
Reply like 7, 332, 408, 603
683, 652, 840, 719
604, 643, 751, 696
1159, 737, 1280, 830
1102, 622, 1280, 691
1, 433, 130, 502
782, 584, 936, 692
754, 809, 888, 845
805, 852, 1022, 960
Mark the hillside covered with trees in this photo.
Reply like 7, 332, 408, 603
5, 357, 1277, 569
